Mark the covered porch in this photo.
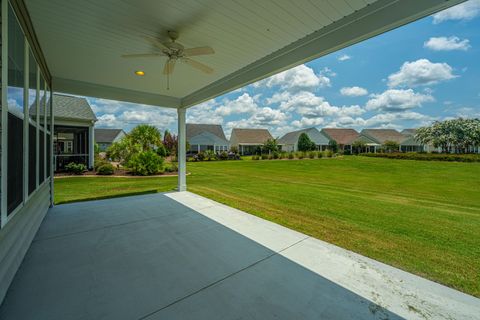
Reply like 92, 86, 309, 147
1, 192, 478, 319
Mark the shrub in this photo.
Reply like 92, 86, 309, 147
218, 151, 229, 160
252, 155, 260, 160
317, 151, 323, 158
268, 154, 273, 160
308, 151, 315, 159
204, 149, 217, 161
297, 152, 305, 159
323, 150, 333, 158
288, 152, 294, 159
164, 162, 178, 172
156, 144, 168, 157
273, 151, 280, 159
127, 151, 164, 175
97, 163, 114, 175
65, 162, 87, 175
362, 152, 480, 162
279, 152, 287, 159
261, 154, 269, 160
229, 146, 239, 154
328, 140, 338, 153
197, 152, 205, 161
94, 159, 109, 171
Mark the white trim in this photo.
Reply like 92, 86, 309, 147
180, 0, 465, 108
88, 125, 94, 169
49, 88, 54, 206
43, 80, 46, 181
177, 108, 186, 192
1, 0, 9, 227
23, 38, 29, 204
35, 66, 39, 188
52, 77, 181, 109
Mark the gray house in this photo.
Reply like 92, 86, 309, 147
186, 124, 229, 153
95, 128, 126, 152
31, 94, 97, 171
279, 128, 330, 152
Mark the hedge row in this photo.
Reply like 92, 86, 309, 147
361, 152, 480, 162
252, 151, 335, 160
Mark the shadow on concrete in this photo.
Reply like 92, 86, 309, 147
0, 193, 403, 320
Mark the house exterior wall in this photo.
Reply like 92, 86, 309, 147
0, 0, 53, 305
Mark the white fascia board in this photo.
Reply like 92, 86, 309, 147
181, 0, 465, 108
52, 77, 181, 108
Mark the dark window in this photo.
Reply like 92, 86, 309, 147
39, 132, 44, 183
28, 124, 36, 195
7, 114, 24, 215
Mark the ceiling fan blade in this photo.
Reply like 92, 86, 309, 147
183, 58, 214, 74
163, 59, 176, 75
183, 46, 215, 57
142, 35, 169, 51
121, 53, 166, 58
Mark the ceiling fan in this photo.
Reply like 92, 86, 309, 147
122, 31, 215, 89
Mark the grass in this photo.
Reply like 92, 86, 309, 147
54, 156, 480, 297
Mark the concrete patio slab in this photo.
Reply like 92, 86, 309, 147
0, 192, 478, 320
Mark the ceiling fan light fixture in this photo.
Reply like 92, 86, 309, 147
134, 70, 145, 76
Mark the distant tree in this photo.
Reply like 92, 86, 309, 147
128, 124, 163, 151
383, 140, 400, 153
163, 130, 177, 155
229, 146, 239, 154
263, 138, 279, 154
328, 140, 338, 153
297, 133, 315, 152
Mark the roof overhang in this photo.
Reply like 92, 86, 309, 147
20, 0, 465, 109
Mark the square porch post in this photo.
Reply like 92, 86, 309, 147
177, 108, 187, 191
88, 125, 94, 169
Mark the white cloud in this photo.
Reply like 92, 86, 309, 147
215, 93, 258, 116
187, 99, 224, 124
253, 64, 331, 91
388, 59, 457, 87
424, 36, 470, 51
338, 54, 351, 61
366, 89, 434, 112
96, 114, 121, 127
432, 0, 480, 23
225, 107, 289, 133
340, 86, 368, 97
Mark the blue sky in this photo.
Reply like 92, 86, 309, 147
91, 0, 480, 138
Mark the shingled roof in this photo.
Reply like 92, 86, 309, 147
278, 128, 330, 145
321, 128, 359, 145
30, 94, 96, 122
230, 128, 273, 144
95, 129, 125, 143
361, 129, 406, 144
401, 129, 417, 136
186, 123, 227, 141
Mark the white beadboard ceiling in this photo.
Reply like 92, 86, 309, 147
25, 0, 464, 108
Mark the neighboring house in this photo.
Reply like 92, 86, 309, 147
229, 128, 273, 155
321, 128, 359, 152
351, 133, 381, 153
32, 94, 97, 171
278, 128, 330, 152
95, 129, 126, 152
401, 129, 417, 136
400, 135, 425, 152
360, 129, 406, 152
186, 123, 229, 153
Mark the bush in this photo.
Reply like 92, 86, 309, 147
261, 154, 269, 160
317, 151, 323, 158
204, 150, 217, 161
197, 152, 205, 161
164, 162, 178, 172
308, 151, 315, 159
273, 151, 280, 159
156, 144, 168, 157
362, 152, 480, 162
218, 151, 229, 160
288, 153, 294, 159
127, 151, 164, 175
94, 159, 109, 171
297, 152, 305, 159
65, 162, 87, 175
97, 163, 114, 175
252, 155, 260, 160
323, 150, 333, 158
298, 133, 316, 152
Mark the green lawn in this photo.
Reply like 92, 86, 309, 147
54, 157, 480, 297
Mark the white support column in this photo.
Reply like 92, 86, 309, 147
23, 40, 29, 202
1, 0, 9, 227
177, 108, 186, 192
88, 125, 94, 169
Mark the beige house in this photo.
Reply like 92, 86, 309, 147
229, 128, 273, 155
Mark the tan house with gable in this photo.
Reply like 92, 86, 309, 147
229, 128, 273, 155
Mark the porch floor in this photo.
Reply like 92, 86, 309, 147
0, 192, 478, 320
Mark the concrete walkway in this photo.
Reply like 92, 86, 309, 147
0, 192, 478, 319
